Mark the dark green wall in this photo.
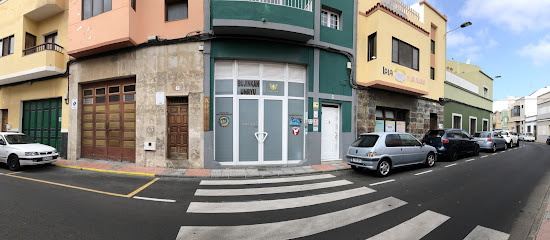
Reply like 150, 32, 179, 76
320, 0, 353, 48
319, 50, 352, 96
444, 102, 491, 131
212, 0, 314, 30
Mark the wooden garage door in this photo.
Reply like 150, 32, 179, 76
168, 97, 188, 159
81, 79, 136, 162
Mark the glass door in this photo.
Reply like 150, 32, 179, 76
263, 99, 283, 161
239, 99, 259, 162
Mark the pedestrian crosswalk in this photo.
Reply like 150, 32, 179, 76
177, 174, 510, 240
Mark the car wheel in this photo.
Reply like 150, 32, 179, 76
450, 148, 458, 161
376, 159, 391, 177
515, 141, 519, 147
7, 155, 20, 171
504, 143, 508, 150
507, 141, 512, 148
425, 153, 436, 167
351, 165, 362, 172
474, 146, 480, 156
492, 144, 497, 153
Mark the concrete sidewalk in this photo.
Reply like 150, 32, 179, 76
53, 159, 351, 178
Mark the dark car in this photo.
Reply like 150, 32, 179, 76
422, 129, 480, 161
547, 136, 550, 145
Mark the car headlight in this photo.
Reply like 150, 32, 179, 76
366, 152, 377, 157
25, 152, 39, 156
53, 149, 57, 153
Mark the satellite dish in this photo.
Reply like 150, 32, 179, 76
466, 59, 471, 64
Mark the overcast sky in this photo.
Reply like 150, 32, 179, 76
403, 0, 550, 100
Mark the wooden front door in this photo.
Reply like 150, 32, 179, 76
167, 97, 188, 159
430, 113, 437, 129
81, 79, 136, 162
1, 109, 7, 132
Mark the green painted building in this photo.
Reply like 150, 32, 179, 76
204, 0, 357, 167
443, 60, 493, 135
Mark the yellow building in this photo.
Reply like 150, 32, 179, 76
0, 0, 69, 157
356, 0, 447, 138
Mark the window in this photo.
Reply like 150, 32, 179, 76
483, 87, 488, 98
392, 38, 419, 71
431, 40, 435, 54
44, 32, 58, 44
469, 117, 477, 135
482, 119, 488, 131
131, 0, 136, 10
166, 0, 188, 21
368, 32, 377, 61
385, 134, 402, 147
430, 67, 435, 80
82, 0, 112, 20
400, 134, 421, 147
0, 35, 14, 57
512, 106, 520, 117
351, 135, 379, 148
452, 113, 462, 129
321, 8, 340, 30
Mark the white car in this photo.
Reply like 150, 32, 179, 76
0, 133, 58, 171
519, 133, 536, 142
500, 130, 519, 148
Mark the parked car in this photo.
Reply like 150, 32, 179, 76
346, 133, 437, 177
500, 130, 519, 147
519, 133, 536, 142
547, 136, 550, 145
422, 129, 479, 161
0, 133, 58, 171
473, 131, 507, 152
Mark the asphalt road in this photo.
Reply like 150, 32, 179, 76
1, 141, 549, 240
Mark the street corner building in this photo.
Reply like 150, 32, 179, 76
355, 0, 447, 139
0, 0, 70, 158
66, 0, 207, 168
443, 60, 493, 135
204, 0, 356, 167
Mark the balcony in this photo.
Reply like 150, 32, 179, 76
0, 44, 65, 85
212, 0, 314, 42
24, 0, 65, 21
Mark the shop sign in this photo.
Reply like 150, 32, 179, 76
385, 121, 396, 132
396, 121, 406, 133
313, 119, 319, 126
238, 80, 260, 95
383, 67, 425, 85
292, 127, 300, 136
375, 120, 384, 132
289, 117, 302, 126
218, 116, 230, 127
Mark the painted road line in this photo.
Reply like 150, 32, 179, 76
133, 196, 176, 203
367, 210, 450, 240
126, 178, 160, 198
369, 179, 396, 186
4, 174, 128, 197
463, 225, 510, 240
199, 174, 335, 186
414, 170, 433, 176
445, 163, 458, 168
5, 172, 21, 176
195, 180, 352, 196
481, 156, 488, 158
187, 187, 375, 213
176, 197, 407, 240
492, 153, 498, 155
466, 159, 476, 162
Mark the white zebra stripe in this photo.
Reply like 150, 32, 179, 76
366, 210, 450, 240
194, 180, 352, 196
199, 174, 335, 186
463, 225, 509, 240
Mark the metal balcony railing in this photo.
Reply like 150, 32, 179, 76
23, 43, 64, 56
238, 0, 313, 12
379, 0, 420, 21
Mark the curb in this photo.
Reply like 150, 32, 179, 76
54, 163, 351, 179
55, 164, 156, 177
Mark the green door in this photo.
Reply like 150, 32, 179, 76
22, 98, 62, 151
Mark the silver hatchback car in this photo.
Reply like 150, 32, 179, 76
346, 132, 438, 177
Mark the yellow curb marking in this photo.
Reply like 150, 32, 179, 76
2, 173, 159, 199
126, 178, 159, 198
55, 164, 156, 177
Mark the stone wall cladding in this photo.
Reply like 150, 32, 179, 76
356, 88, 444, 139
68, 42, 205, 169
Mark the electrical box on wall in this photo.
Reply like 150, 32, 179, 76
144, 142, 156, 151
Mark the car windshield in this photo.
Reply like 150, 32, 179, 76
5, 134, 35, 144
351, 135, 379, 148
474, 132, 491, 138
425, 130, 445, 138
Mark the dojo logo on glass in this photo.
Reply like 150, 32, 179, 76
292, 127, 300, 136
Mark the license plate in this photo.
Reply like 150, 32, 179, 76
351, 158, 362, 164
43, 156, 53, 161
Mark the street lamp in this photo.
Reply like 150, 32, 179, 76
445, 21, 473, 36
